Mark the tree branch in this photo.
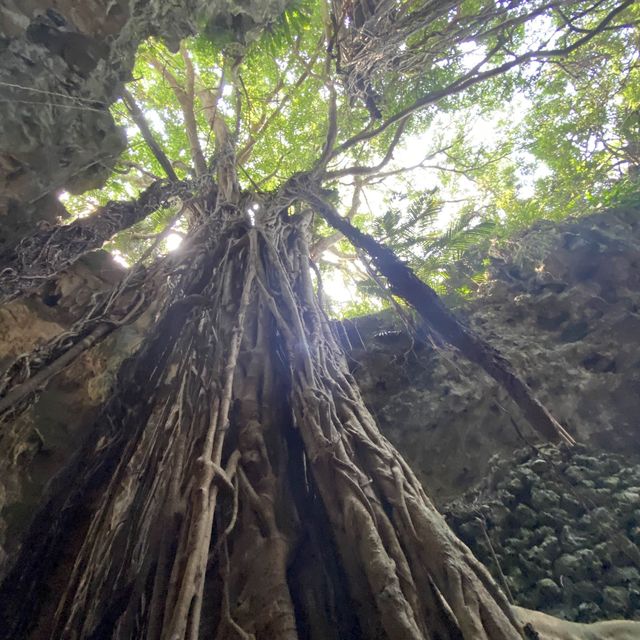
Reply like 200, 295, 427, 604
323, 119, 408, 179
332, 0, 635, 158
0, 179, 193, 302
150, 54, 208, 177
237, 42, 322, 166
121, 88, 178, 181
310, 180, 361, 259
304, 187, 576, 446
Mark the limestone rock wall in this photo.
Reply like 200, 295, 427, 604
0, 252, 141, 572
0, 0, 287, 248
446, 445, 640, 622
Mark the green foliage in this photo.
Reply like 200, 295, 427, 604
60, 0, 639, 314
440, 2, 640, 231
374, 190, 497, 299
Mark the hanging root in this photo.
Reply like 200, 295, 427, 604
251, 214, 524, 639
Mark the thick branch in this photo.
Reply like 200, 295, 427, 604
150, 56, 208, 177
310, 182, 361, 260
0, 322, 113, 418
0, 179, 192, 302
305, 189, 575, 446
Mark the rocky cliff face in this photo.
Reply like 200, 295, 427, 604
0, 205, 639, 620
344, 206, 640, 503
447, 445, 640, 622
0, 0, 286, 248
0, 252, 138, 569
339, 206, 640, 622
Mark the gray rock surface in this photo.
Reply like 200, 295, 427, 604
445, 445, 640, 622
0, 0, 286, 248
344, 207, 640, 502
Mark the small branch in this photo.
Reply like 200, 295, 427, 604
323, 119, 408, 179
315, 16, 341, 173
121, 88, 178, 181
315, 80, 338, 172
237, 42, 322, 166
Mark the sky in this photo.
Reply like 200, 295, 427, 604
319, 90, 550, 312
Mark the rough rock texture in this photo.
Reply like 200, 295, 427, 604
0, 0, 286, 248
344, 206, 640, 503
467, 207, 640, 453
446, 444, 640, 622
0, 251, 141, 572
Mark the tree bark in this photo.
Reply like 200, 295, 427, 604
0, 204, 526, 640
121, 89, 179, 181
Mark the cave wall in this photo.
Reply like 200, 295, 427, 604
0, 252, 143, 570
0, 0, 287, 249
446, 444, 640, 623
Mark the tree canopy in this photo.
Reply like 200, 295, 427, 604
49, 0, 639, 316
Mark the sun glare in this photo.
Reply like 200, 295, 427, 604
165, 232, 183, 251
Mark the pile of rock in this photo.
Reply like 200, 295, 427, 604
445, 445, 640, 622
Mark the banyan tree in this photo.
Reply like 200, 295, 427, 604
0, 1, 638, 638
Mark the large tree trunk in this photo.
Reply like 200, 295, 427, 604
2, 189, 639, 640
0, 201, 526, 639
